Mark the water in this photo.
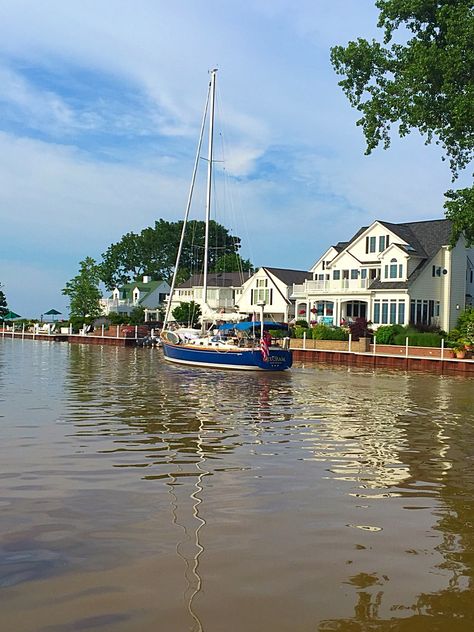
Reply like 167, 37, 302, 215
1, 339, 474, 632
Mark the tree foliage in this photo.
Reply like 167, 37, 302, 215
99, 219, 247, 290
0, 283, 7, 317
172, 301, 202, 327
214, 253, 253, 273
62, 257, 103, 319
330, 0, 474, 244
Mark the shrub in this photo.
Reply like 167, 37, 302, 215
107, 312, 129, 325
295, 319, 309, 328
294, 326, 309, 339
375, 324, 404, 344
457, 307, 474, 344
348, 317, 373, 340
312, 324, 349, 341
393, 332, 443, 347
268, 329, 286, 339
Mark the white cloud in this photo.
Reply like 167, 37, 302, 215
0, 1, 466, 315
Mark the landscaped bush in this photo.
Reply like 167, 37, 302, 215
312, 324, 349, 341
268, 329, 286, 339
393, 332, 443, 347
294, 326, 308, 339
374, 324, 404, 344
348, 317, 373, 340
295, 319, 309, 328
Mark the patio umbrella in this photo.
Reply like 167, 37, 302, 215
44, 308, 62, 321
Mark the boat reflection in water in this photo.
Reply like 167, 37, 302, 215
1, 341, 474, 631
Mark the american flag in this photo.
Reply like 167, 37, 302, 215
260, 334, 269, 362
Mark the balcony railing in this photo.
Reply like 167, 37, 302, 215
292, 278, 373, 296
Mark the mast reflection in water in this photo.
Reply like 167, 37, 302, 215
0, 340, 473, 632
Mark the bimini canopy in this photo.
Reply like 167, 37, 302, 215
218, 321, 289, 331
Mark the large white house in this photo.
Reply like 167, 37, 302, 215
292, 219, 474, 331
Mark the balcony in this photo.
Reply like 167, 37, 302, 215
292, 278, 372, 297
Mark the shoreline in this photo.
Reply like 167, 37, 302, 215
2, 329, 473, 376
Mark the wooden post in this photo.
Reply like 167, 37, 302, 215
303, 331, 306, 350
441, 338, 445, 360
116, 325, 120, 338
405, 336, 409, 358
348, 333, 352, 353
101, 324, 104, 338
135, 325, 138, 339
373, 335, 376, 355
22, 323, 25, 339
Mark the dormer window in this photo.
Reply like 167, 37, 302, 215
379, 235, 386, 252
384, 258, 403, 279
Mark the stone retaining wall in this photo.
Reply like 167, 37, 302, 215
290, 338, 370, 352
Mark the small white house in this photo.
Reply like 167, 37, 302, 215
100, 276, 170, 318
292, 219, 474, 331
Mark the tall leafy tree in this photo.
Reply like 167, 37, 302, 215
330, 0, 474, 245
0, 283, 7, 317
214, 253, 253, 273
99, 219, 247, 290
62, 257, 103, 319
172, 301, 202, 327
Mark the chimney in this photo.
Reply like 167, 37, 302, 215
143, 275, 151, 283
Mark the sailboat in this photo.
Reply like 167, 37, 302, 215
161, 70, 293, 371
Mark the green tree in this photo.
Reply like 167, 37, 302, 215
99, 219, 246, 290
213, 253, 253, 273
0, 283, 7, 317
330, 0, 474, 245
62, 257, 103, 320
172, 301, 202, 327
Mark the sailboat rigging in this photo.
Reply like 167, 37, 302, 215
161, 70, 292, 371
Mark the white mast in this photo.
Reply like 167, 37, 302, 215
202, 68, 217, 326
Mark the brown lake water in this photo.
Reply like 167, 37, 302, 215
1, 339, 474, 632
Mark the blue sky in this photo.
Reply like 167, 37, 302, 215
0, 0, 468, 318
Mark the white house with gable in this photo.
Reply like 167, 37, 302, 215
236, 267, 310, 322
292, 219, 474, 332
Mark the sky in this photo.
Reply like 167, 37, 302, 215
0, 0, 470, 318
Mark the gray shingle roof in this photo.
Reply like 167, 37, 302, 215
264, 267, 311, 286
177, 271, 252, 288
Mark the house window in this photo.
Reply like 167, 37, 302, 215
398, 302, 405, 324
322, 261, 325, 270
436, 301, 440, 317
351, 269, 358, 280
333, 270, 340, 280
369, 236, 376, 253
379, 235, 386, 252
373, 301, 380, 324
381, 301, 388, 324
389, 259, 398, 279
361, 269, 367, 279
399, 264, 403, 278
390, 301, 397, 324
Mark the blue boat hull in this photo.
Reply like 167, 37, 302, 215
161, 342, 292, 371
